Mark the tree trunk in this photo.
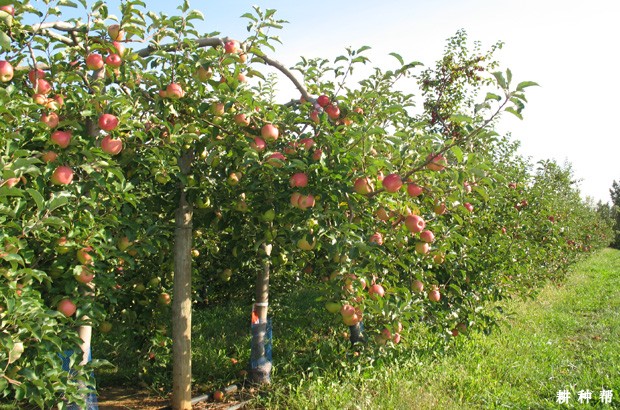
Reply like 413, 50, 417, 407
249, 243, 272, 384
171, 190, 193, 410
349, 322, 365, 345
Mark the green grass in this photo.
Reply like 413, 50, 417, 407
258, 248, 620, 409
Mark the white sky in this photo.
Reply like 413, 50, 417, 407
111, 0, 620, 203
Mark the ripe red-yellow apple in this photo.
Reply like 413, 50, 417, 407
340, 304, 356, 317
463, 182, 472, 193
227, 172, 241, 185
98, 113, 119, 131
354, 177, 373, 195
392, 333, 401, 344
415, 241, 429, 255
166, 83, 185, 99
34, 78, 52, 95
369, 232, 384, 245
28, 68, 46, 84
325, 104, 340, 119
426, 153, 447, 171
382, 173, 402, 193
464, 202, 474, 212
290, 172, 308, 188
376, 207, 390, 221
239, 138, 260, 156
234, 113, 250, 126
57, 298, 77, 317
33, 94, 47, 105
213, 390, 225, 402
297, 194, 315, 210
75, 266, 95, 284
369, 283, 385, 299
297, 236, 315, 251
51, 130, 71, 148
312, 148, 323, 161
0, 5, 15, 16
0, 60, 14, 82
261, 123, 279, 142
420, 230, 435, 243
117, 236, 131, 251
290, 192, 302, 207
428, 286, 441, 302
317, 95, 330, 107
101, 135, 123, 155
342, 313, 361, 326
41, 112, 59, 128
51, 166, 74, 185
77, 247, 94, 265
412, 279, 424, 293
405, 214, 425, 233
310, 110, 320, 123
224, 40, 240, 54
299, 138, 315, 150
105, 54, 122, 68
86, 53, 104, 70
407, 183, 424, 197
112, 41, 126, 57
434, 203, 447, 215
210, 101, 225, 116
107, 24, 124, 41
433, 252, 445, 264
158, 292, 171, 305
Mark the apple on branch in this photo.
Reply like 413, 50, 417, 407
0, 60, 14, 82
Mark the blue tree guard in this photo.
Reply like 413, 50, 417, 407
250, 318, 273, 382
60, 348, 99, 410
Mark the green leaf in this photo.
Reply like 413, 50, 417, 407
485, 92, 501, 102
450, 145, 464, 163
0, 30, 10, 51
389, 52, 404, 65
26, 189, 45, 210
506, 68, 512, 86
516, 81, 539, 91
505, 107, 523, 120
492, 71, 507, 89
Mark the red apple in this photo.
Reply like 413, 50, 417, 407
57, 298, 77, 317
101, 135, 123, 155
354, 177, 374, 195
266, 152, 286, 167
369, 283, 385, 299
211, 102, 225, 116
112, 41, 126, 57
51, 130, 71, 148
234, 113, 250, 126
33, 94, 47, 105
224, 40, 240, 54
28, 68, 46, 84
0, 60, 14, 82
420, 230, 435, 243
77, 247, 94, 265
407, 183, 424, 197
250, 137, 266, 152
166, 83, 185, 99
75, 266, 95, 284
415, 241, 429, 255
2, 177, 19, 188
376, 207, 390, 221
464, 182, 472, 193
340, 304, 356, 317
434, 203, 447, 215
98, 113, 119, 131
297, 194, 315, 210
382, 173, 402, 193
158, 292, 171, 305
508, 182, 517, 189
325, 104, 340, 119
405, 214, 425, 233
317, 95, 330, 107
86, 53, 104, 70
0, 5, 15, 16
290, 172, 308, 188
107, 24, 124, 41
428, 287, 441, 302
34, 79, 52, 95
290, 192, 302, 207
464, 202, 474, 212
343, 313, 361, 326
412, 280, 424, 293
105, 54, 122, 68
299, 138, 315, 151
392, 333, 401, 344
369, 232, 384, 245
261, 124, 279, 142
41, 151, 58, 164
213, 390, 225, 402
51, 166, 73, 185
426, 153, 447, 171
310, 110, 320, 123
41, 112, 60, 128
312, 149, 323, 161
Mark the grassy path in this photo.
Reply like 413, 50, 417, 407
272, 248, 620, 409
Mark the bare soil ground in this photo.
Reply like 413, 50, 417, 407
97, 386, 253, 410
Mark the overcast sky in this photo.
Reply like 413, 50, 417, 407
103, 0, 620, 203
